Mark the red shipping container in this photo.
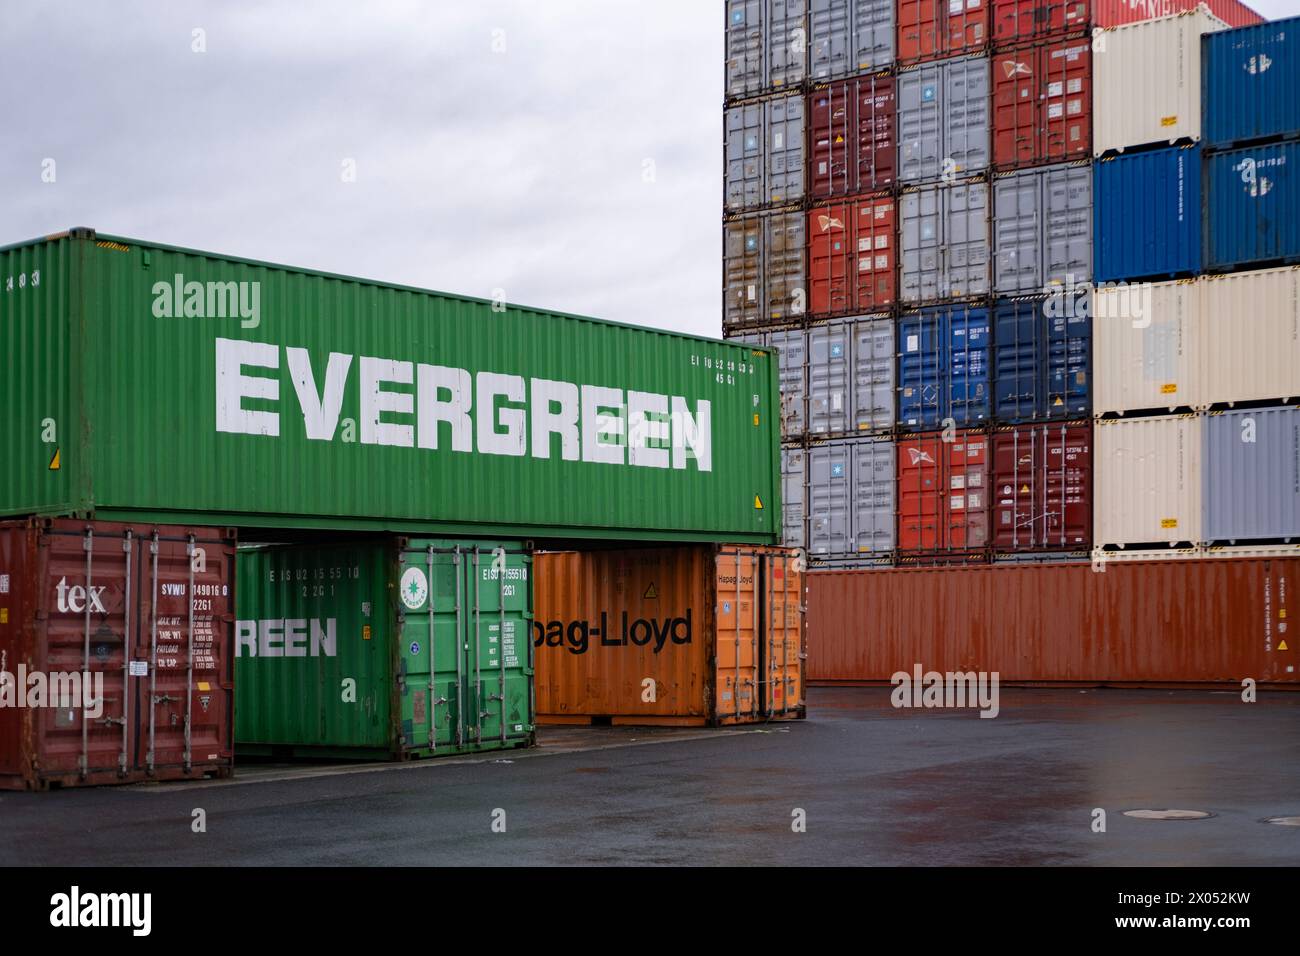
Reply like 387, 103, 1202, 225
809, 74, 896, 198
897, 0, 990, 64
809, 194, 897, 316
992, 0, 1262, 45
896, 430, 991, 554
805, 555, 1298, 685
0, 519, 236, 790
992, 39, 1091, 169
991, 422, 1091, 553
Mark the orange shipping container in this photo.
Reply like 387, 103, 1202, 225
534, 546, 804, 726
806, 556, 1298, 686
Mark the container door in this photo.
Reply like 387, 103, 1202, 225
810, 201, 852, 314
853, 437, 897, 557
944, 180, 989, 299
725, 103, 765, 212
470, 545, 533, 748
1043, 163, 1091, 288
945, 56, 990, 176
992, 429, 1034, 551
808, 82, 847, 197
946, 432, 990, 550
855, 194, 896, 310
724, 218, 763, 329
716, 550, 761, 722
725, 0, 764, 99
396, 544, 462, 753
781, 447, 807, 549
1043, 423, 1092, 549
1047, 298, 1091, 419
993, 47, 1039, 168
809, 444, 852, 556
897, 65, 941, 183
852, 314, 895, 432
948, 305, 991, 426
758, 551, 803, 717
766, 94, 805, 205
1042, 41, 1090, 164
767, 0, 807, 89
994, 169, 1041, 294
809, 0, 850, 81
860, 74, 897, 189
808, 321, 850, 435
897, 434, 943, 552
993, 299, 1041, 422
769, 328, 808, 438
855, 0, 895, 71
765, 210, 806, 323
897, 308, 944, 429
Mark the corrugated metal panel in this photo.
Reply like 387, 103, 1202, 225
897, 56, 991, 184
896, 429, 991, 553
1205, 142, 1300, 271
4, 232, 781, 543
808, 441, 853, 555
1201, 267, 1300, 407
1093, 8, 1227, 155
805, 555, 1297, 684
993, 162, 1092, 294
851, 436, 897, 558
1093, 278, 1202, 414
810, 0, 896, 80
1203, 405, 1300, 543
0, 519, 236, 790
993, 294, 1091, 422
808, 194, 896, 315
724, 94, 806, 213
809, 75, 896, 197
992, 40, 1092, 170
991, 422, 1092, 551
900, 179, 991, 302
1095, 414, 1203, 548
897, 305, 991, 430
1203, 17, 1300, 150
851, 314, 897, 433
807, 322, 851, 435
0, 237, 80, 517
724, 210, 808, 330
992, 0, 1091, 44
1094, 146, 1201, 281
768, 327, 808, 437
782, 445, 807, 547
726, 0, 808, 100
1094, 0, 1263, 29
534, 546, 804, 725
897, 0, 990, 64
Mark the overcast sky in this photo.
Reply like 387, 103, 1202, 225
4, 0, 1299, 340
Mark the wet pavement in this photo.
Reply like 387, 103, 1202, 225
2, 687, 1297, 866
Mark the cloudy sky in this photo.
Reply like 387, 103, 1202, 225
4, 0, 1299, 340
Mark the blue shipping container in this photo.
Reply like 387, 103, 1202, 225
1205, 141, 1300, 270
1203, 16, 1300, 150
1094, 146, 1201, 282
897, 306, 990, 431
993, 295, 1090, 424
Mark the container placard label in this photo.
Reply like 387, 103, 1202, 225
129, 660, 148, 677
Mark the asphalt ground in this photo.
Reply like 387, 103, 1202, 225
2, 687, 1297, 866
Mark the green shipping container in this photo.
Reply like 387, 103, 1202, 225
0, 229, 780, 543
235, 538, 533, 758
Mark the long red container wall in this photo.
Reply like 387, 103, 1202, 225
805, 558, 1297, 686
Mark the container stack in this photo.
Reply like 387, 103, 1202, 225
1092, 9, 1300, 562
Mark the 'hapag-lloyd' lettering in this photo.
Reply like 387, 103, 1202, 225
533, 610, 693, 655
214, 338, 713, 470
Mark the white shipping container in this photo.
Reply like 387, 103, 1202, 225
1201, 267, 1300, 407
1095, 415, 1203, 548
1093, 279, 1202, 415
1092, 8, 1227, 156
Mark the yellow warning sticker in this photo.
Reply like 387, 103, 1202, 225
49, 448, 60, 470
753, 413, 760, 426
1280, 609, 1287, 619
1161, 115, 1178, 126
1161, 383, 1177, 394
754, 494, 764, 510
1161, 518, 1178, 528
644, 583, 658, 600
197, 681, 210, 692
1280, 640, 1290, 651
1020, 484, 1030, 493
1053, 396, 1063, 405
835, 134, 844, 143
0, 609, 7, 624
363, 625, 372, 641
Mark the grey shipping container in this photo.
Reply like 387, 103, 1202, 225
770, 327, 809, 437
1203, 406, 1300, 544
897, 55, 990, 185
809, 0, 895, 81
850, 314, 895, 435
724, 210, 807, 328
782, 445, 807, 549
807, 436, 895, 562
726, 0, 807, 100
993, 162, 1092, 295
725, 95, 805, 212
901, 179, 990, 303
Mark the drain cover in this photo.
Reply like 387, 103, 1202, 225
1123, 809, 1213, 821
1264, 816, 1300, 826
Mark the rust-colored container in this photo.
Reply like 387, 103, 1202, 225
534, 545, 803, 726
990, 422, 1092, 553
897, 0, 990, 64
808, 74, 896, 198
992, 38, 1091, 170
808, 193, 897, 316
806, 556, 1298, 685
0, 518, 236, 790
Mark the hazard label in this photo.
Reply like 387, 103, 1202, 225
48, 448, 60, 470
754, 494, 764, 510
1281, 640, 1290, 651
644, 583, 658, 600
